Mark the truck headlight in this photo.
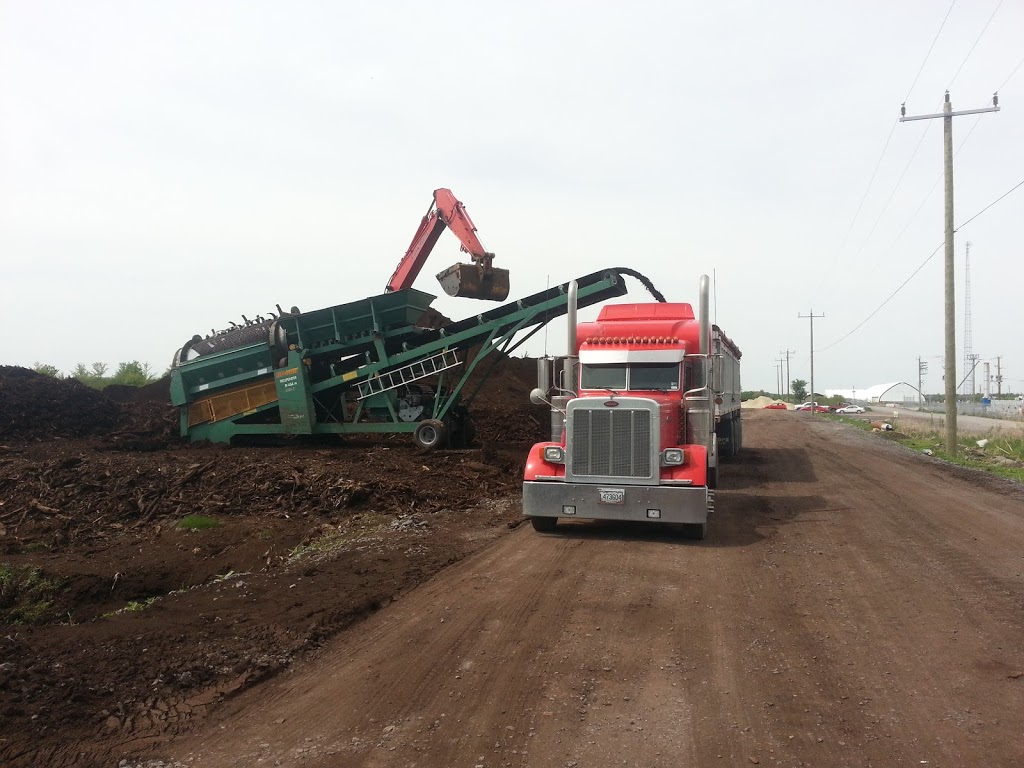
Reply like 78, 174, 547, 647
661, 448, 685, 466
544, 446, 565, 463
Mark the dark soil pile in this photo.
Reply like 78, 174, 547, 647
467, 354, 551, 443
0, 368, 176, 444
0, 367, 121, 439
0, 353, 549, 767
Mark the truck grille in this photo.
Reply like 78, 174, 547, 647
570, 408, 652, 478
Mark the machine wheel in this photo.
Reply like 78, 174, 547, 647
446, 415, 476, 449
413, 419, 447, 450
530, 516, 558, 533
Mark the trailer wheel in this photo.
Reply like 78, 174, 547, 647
530, 516, 558, 532
413, 419, 447, 450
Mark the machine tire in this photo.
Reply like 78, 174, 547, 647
446, 415, 476, 449
413, 419, 447, 450
530, 516, 558, 533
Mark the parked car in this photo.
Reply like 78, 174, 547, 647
835, 404, 866, 414
762, 402, 788, 410
795, 402, 832, 413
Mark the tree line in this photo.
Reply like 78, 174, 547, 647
31, 361, 159, 389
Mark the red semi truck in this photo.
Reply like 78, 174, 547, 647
523, 276, 742, 539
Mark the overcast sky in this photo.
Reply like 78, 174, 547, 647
2, 1, 1022, 395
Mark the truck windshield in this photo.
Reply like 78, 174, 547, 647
580, 364, 626, 390
580, 363, 680, 392
629, 363, 680, 391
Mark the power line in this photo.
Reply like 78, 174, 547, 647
859, 114, 986, 275
815, 1, 958, 296
839, 92, 989, 283
947, 0, 1004, 90
955, 176, 1024, 231
817, 175, 1024, 352
846, 121, 934, 264
830, 121, 898, 262
906, 0, 958, 103
817, 243, 943, 353
997, 53, 1024, 91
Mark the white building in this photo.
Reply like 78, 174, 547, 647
824, 382, 922, 404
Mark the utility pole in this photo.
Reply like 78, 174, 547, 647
996, 355, 1003, 396
900, 91, 1000, 454
918, 357, 928, 410
781, 349, 795, 401
775, 360, 784, 397
798, 311, 825, 414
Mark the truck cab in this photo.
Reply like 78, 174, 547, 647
522, 277, 741, 539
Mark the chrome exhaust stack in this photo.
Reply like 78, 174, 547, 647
699, 274, 710, 356
563, 279, 579, 396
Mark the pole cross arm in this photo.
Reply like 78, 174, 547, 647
900, 105, 1000, 122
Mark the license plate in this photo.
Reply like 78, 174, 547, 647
598, 488, 625, 505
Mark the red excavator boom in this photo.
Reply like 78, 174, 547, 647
386, 188, 510, 301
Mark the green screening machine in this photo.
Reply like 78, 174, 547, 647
169, 269, 631, 448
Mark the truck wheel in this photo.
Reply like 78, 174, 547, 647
707, 462, 719, 489
413, 419, 447, 450
683, 522, 707, 540
530, 516, 558, 533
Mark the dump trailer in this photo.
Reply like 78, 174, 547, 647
523, 275, 742, 539
169, 269, 645, 447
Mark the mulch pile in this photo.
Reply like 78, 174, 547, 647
0, 354, 549, 767
0, 367, 175, 444
0, 355, 546, 553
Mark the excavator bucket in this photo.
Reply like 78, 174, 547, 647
436, 263, 511, 302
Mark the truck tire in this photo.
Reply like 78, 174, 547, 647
413, 419, 447, 450
683, 522, 707, 540
530, 516, 558, 533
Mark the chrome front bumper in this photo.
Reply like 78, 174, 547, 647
522, 480, 711, 524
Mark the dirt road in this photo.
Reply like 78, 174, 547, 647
143, 410, 1024, 768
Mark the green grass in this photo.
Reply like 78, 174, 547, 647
177, 514, 220, 531
829, 415, 1024, 484
288, 512, 392, 563
828, 414, 873, 432
0, 564, 63, 624
101, 596, 158, 619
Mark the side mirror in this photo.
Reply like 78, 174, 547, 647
530, 387, 549, 406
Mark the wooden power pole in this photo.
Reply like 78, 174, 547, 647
899, 91, 1000, 454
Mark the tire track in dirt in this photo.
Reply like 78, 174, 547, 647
162, 532, 589, 766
